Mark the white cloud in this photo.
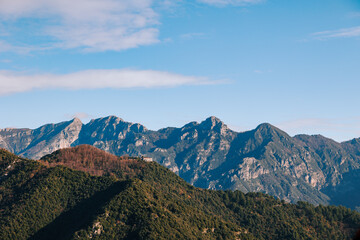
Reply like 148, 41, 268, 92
0, 0, 264, 52
313, 26, 360, 39
0, 0, 159, 52
0, 40, 50, 54
0, 69, 218, 95
197, 0, 263, 6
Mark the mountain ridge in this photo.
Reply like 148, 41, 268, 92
1, 116, 356, 144
1, 115, 360, 210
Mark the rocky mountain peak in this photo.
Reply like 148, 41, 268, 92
69, 117, 83, 127
66, 118, 83, 133
254, 123, 289, 139
88, 116, 148, 132
200, 116, 227, 130
255, 122, 276, 131
86, 115, 130, 131
207, 116, 222, 124
95, 115, 125, 124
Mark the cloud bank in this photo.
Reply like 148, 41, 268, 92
0, 0, 159, 52
0, 0, 263, 52
0, 69, 216, 95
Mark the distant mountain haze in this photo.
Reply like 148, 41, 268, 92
1, 116, 360, 209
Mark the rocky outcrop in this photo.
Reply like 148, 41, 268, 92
0, 118, 83, 159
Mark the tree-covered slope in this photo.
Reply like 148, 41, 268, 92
0, 147, 359, 240
0, 149, 115, 239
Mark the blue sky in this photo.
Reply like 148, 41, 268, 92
0, 0, 359, 142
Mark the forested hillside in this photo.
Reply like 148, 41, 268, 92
0, 146, 359, 240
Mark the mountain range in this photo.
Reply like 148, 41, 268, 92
1, 116, 360, 209
1, 146, 359, 239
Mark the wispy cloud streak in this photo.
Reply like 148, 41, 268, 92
0, 69, 220, 95
313, 26, 360, 39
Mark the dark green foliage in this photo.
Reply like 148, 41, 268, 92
0, 147, 359, 240
0, 149, 116, 240
218, 192, 360, 240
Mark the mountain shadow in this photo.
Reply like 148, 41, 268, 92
30, 181, 129, 240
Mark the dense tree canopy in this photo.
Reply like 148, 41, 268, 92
0, 146, 359, 239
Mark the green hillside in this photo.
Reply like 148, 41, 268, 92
0, 146, 359, 240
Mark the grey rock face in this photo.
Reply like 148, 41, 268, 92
0, 118, 83, 159
1, 116, 360, 209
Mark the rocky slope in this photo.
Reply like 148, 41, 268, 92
1, 116, 360, 208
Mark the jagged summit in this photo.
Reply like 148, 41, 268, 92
255, 122, 285, 133
71, 117, 83, 124
88, 115, 125, 124
203, 116, 223, 125
81, 116, 148, 141
255, 122, 275, 130
252, 122, 291, 142
199, 116, 229, 133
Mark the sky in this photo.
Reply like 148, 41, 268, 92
0, 0, 359, 142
